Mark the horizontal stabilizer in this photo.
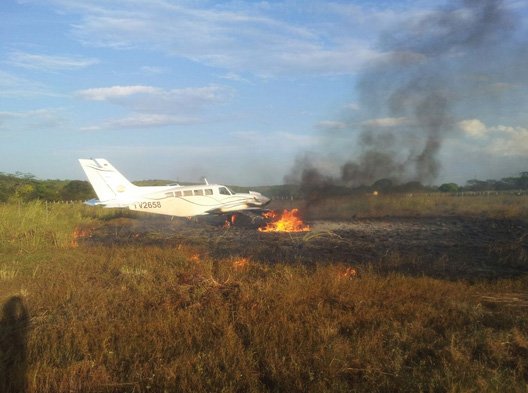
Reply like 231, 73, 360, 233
84, 198, 102, 206
83, 198, 129, 208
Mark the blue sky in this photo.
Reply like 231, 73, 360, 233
1, 0, 528, 186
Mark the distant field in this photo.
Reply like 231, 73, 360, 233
1, 198, 527, 392
271, 193, 528, 221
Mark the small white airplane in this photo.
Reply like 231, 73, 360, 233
79, 158, 270, 218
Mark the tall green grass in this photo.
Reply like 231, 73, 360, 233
0, 201, 131, 251
0, 201, 82, 250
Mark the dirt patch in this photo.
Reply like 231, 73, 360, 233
81, 215, 528, 280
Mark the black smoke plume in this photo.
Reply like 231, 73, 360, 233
287, 0, 526, 192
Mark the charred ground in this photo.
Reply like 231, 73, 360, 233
81, 205, 528, 281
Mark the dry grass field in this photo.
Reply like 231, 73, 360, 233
273, 192, 528, 220
1, 195, 527, 392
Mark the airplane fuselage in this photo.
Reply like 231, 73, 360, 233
128, 184, 268, 217
79, 158, 270, 218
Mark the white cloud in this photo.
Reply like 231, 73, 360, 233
0, 111, 17, 124
486, 126, 528, 156
276, 131, 318, 146
362, 117, 409, 127
37, 0, 387, 76
231, 130, 317, 148
140, 66, 166, 74
0, 70, 56, 97
317, 120, 348, 130
114, 114, 196, 128
324, 2, 427, 34
0, 108, 66, 131
81, 114, 198, 130
77, 85, 230, 108
77, 85, 160, 101
219, 72, 250, 83
78, 84, 229, 107
458, 119, 488, 137
76, 84, 231, 130
8, 51, 99, 71
455, 119, 528, 157
230, 131, 262, 142
345, 102, 360, 111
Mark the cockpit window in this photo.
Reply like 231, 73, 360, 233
204, 189, 213, 195
219, 187, 231, 195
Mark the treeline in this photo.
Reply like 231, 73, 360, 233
461, 172, 528, 191
253, 171, 528, 199
354, 171, 528, 194
1, 171, 528, 203
376, 171, 528, 193
358, 172, 528, 195
0, 172, 95, 202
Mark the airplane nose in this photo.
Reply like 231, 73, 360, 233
249, 191, 270, 206
252, 195, 270, 206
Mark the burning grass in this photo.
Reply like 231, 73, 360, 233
0, 200, 527, 392
70, 225, 94, 248
258, 208, 310, 232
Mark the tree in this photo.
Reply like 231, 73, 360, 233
517, 172, 528, 189
60, 180, 94, 201
396, 181, 425, 192
372, 178, 393, 191
34, 182, 63, 201
465, 179, 488, 191
13, 184, 36, 202
438, 183, 459, 192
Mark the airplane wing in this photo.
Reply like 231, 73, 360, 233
205, 206, 271, 215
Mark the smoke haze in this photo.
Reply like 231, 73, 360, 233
287, 0, 527, 189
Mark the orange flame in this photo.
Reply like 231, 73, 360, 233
258, 209, 310, 232
223, 214, 238, 229
232, 257, 249, 269
261, 211, 277, 219
339, 267, 358, 279
71, 227, 92, 247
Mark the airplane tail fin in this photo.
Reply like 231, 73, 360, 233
78, 158, 137, 202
